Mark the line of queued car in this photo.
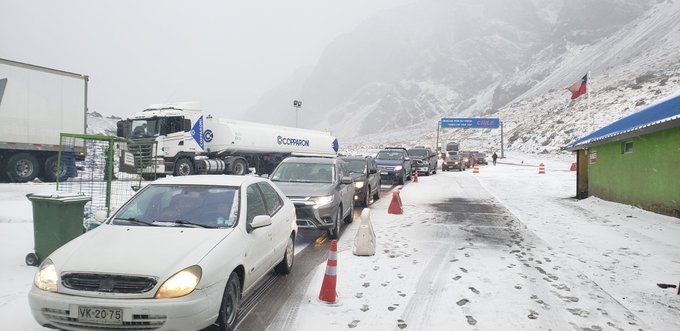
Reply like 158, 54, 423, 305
26, 145, 442, 331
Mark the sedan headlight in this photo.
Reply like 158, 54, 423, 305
34, 259, 58, 292
156, 265, 202, 299
312, 195, 334, 206
354, 181, 365, 189
394, 165, 403, 171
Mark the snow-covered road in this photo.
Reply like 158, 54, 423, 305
1, 154, 678, 331
268, 156, 679, 331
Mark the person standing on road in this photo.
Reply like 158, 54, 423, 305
492, 152, 498, 166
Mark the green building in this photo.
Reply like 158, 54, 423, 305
565, 94, 680, 218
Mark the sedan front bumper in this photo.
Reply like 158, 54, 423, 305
28, 282, 224, 331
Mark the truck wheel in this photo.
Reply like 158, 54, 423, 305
230, 159, 248, 176
174, 158, 193, 176
41, 155, 68, 182
7, 153, 40, 183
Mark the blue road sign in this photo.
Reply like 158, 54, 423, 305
441, 118, 500, 129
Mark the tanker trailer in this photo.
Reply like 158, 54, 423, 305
117, 102, 339, 176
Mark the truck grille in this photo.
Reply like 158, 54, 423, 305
41, 308, 165, 330
62, 273, 157, 294
126, 141, 157, 168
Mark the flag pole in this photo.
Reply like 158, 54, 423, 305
588, 71, 592, 132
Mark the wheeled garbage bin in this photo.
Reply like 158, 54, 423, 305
25, 193, 91, 266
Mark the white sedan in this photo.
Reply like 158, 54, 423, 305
28, 175, 297, 331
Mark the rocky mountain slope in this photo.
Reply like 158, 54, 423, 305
246, 0, 680, 155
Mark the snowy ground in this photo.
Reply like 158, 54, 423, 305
1, 153, 679, 330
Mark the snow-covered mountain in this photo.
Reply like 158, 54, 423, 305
246, 0, 680, 155
86, 112, 121, 136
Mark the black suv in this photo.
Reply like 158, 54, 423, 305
407, 146, 438, 176
269, 157, 354, 238
340, 156, 381, 207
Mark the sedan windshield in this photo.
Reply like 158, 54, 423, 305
112, 185, 239, 228
270, 163, 335, 183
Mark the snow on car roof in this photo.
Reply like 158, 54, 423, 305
150, 174, 263, 187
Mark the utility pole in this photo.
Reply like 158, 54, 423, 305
500, 120, 505, 158
435, 120, 440, 154
293, 100, 302, 128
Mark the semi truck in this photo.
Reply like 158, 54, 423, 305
116, 102, 339, 177
0, 58, 88, 183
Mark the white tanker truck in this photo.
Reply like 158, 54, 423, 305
116, 102, 339, 177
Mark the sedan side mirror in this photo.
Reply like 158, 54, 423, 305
341, 176, 353, 185
369, 168, 377, 174
249, 215, 272, 232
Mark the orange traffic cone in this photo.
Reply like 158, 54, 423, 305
319, 240, 338, 303
413, 170, 418, 183
387, 191, 403, 215
473, 164, 479, 174
539, 163, 546, 174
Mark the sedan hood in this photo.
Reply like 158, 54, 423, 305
49, 224, 234, 277
272, 181, 334, 197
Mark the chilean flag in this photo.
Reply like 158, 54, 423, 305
567, 73, 588, 100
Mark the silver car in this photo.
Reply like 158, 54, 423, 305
269, 157, 354, 239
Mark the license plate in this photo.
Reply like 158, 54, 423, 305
381, 171, 388, 175
78, 306, 123, 325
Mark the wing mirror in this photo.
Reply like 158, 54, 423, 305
248, 215, 272, 232
369, 168, 377, 174
341, 176, 353, 184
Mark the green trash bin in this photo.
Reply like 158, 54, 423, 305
25, 192, 91, 266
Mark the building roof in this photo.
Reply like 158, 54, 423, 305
565, 93, 680, 151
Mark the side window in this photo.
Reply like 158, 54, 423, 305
246, 185, 267, 224
258, 182, 283, 216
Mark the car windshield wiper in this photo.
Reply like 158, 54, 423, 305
113, 217, 156, 226
152, 220, 214, 228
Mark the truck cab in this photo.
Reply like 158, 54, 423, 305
116, 102, 205, 177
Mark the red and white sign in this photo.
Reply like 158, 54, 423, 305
589, 151, 598, 164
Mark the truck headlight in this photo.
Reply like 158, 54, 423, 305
394, 166, 403, 171
312, 195, 334, 206
354, 181, 365, 189
34, 259, 58, 292
156, 265, 202, 299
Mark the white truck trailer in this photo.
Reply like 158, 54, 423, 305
0, 58, 88, 183
116, 102, 339, 177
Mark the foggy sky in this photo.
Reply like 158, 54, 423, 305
0, 0, 412, 121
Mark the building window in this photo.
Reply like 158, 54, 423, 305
623, 141, 633, 154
